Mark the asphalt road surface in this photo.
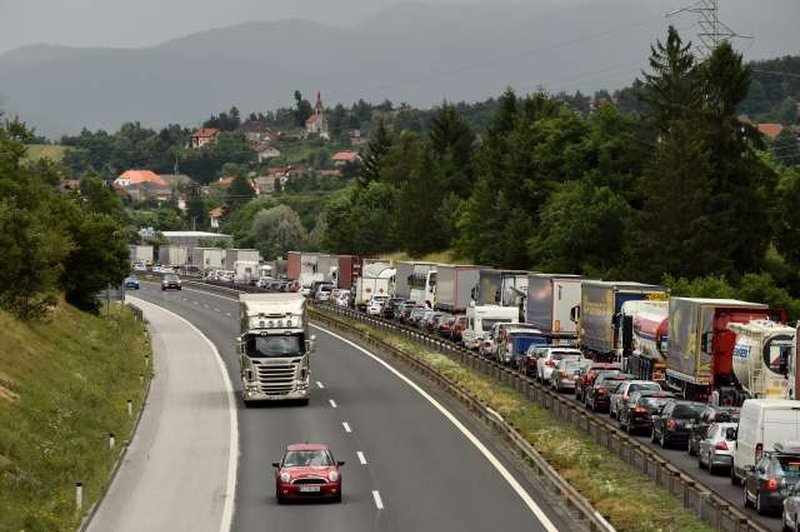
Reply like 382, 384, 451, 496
87, 298, 236, 532
134, 282, 574, 532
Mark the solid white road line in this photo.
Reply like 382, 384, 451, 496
372, 490, 384, 510
329, 399, 338, 408
128, 297, 238, 532
311, 324, 559, 532
342, 422, 352, 433
357, 451, 368, 465
316, 381, 325, 389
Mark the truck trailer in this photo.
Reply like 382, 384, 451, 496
475, 269, 528, 307
336, 255, 362, 289
191, 247, 225, 270
577, 281, 668, 362
287, 251, 301, 280
354, 262, 395, 311
158, 245, 189, 267
435, 265, 481, 313
237, 293, 313, 405
666, 298, 770, 404
129, 244, 154, 265
395, 261, 437, 308
526, 274, 582, 335
729, 320, 794, 399
224, 249, 260, 271
620, 300, 669, 382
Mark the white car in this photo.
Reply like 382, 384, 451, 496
367, 295, 389, 316
536, 348, 583, 383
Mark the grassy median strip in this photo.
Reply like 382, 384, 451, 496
341, 318, 712, 532
0, 301, 151, 532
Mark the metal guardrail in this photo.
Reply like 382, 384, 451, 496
311, 303, 769, 532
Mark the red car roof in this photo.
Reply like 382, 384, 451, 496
286, 443, 330, 451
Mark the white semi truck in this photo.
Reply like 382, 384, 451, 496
237, 293, 314, 405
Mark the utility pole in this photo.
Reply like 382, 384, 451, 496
667, 0, 751, 59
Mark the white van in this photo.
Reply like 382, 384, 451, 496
731, 399, 800, 485
462, 305, 519, 350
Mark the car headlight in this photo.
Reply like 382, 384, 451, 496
328, 470, 339, 482
280, 472, 291, 483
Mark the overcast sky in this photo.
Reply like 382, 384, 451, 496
1, 0, 795, 56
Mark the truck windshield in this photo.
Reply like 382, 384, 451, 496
245, 334, 305, 358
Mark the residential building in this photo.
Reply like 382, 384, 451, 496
256, 143, 282, 163
158, 174, 193, 189
349, 129, 367, 147
332, 150, 359, 166
191, 128, 220, 149
239, 121, 278, 145
757, 123, 784, 140
114, 169, 167, 188
209, 207, 225, 230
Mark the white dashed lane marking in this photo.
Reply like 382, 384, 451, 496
329, 399, 337, 408
342, 422, 352, 433
357, 451, 367, 465
372, 490, 384, 510
316, 381, 325, 389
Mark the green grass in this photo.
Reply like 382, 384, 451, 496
24, 144, 68, 162
382, 249, 466, 264
0, 301, 151, 531
337, 316, 713, 532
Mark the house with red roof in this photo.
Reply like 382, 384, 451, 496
191, 128, 220, 149
114, 170, 167, 188
757, 123, 784, 140
332, 150, 359, 166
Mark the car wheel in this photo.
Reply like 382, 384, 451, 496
687, 441, 696, 457
742, 486, 751, 508
651, 428, 659, 443
660, 432, 668, 449
731, 464, 741, 486
698, 451, 705, 470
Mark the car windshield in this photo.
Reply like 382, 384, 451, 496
245, 334, 305, 357
283, 449, 334, 467
551, 351, 581, 360
672, 403, 704, 419
164, 274, 178, 280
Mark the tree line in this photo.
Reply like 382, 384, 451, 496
0, 118, 129, 319
322, 27, 800, 316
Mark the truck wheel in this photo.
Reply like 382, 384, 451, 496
742, 486, 750, 508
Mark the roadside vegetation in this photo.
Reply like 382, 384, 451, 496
0, 302, 151, 531
338, 314, 712, 532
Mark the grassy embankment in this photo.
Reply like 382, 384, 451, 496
339, 316, 712, 532
0, 302, 151, 531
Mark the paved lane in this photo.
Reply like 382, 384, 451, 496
135, 283, 573, 532
87, 298, 236, 532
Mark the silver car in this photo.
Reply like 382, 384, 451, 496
697, 422, 737, 474
782, 482, 800, 532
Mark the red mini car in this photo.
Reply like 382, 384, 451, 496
273, 443, 344, 503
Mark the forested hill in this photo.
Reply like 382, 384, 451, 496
740, 55, 800, 124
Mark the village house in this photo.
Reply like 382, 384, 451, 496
238, 121, 278, 145
256, 143, 282, 163
209, 206, 225, 230
332, 150, 359, 166
191, 128, 220, 149
349, 129, 367, 147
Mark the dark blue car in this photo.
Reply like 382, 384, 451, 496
124, 276, 140, 290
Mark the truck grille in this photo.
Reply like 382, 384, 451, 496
256, 362, 298, 395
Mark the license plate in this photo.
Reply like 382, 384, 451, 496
298, 486, 321, 493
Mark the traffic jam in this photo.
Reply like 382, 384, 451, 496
275, 252, 800, 529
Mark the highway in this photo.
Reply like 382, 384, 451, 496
134, 282, 575, 532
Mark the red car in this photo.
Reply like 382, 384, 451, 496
574, 363, 621, 402
273, 443, 344, 503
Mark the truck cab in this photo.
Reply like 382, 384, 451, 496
238, 293, 314, 405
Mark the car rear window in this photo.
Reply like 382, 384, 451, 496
552, 352, 581, 360
776, 457, 800, 478
629, 383, 661, 393
672, 404, 704, 418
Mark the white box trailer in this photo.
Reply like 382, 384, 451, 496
435, 264, 480, 313
355, 262, 395, 310
129, 244, 154, 265
158, 245, 188, 267
526, 274, 583, 334
191, 247, 225, 270
224, 249, 260, 271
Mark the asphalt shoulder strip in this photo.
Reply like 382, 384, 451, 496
85, 297, 237, 532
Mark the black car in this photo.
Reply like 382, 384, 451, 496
585, 373, 633, 413
650, 399, 705, 449
618, 390, 676, 435
161, 273, 182, 291
382, 297, 407, 319
743, 442, 800, 515
686, 405, 740, 457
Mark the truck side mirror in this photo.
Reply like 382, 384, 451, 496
725, 427, 737, 441
570, 305, 580, 323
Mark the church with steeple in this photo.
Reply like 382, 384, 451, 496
305, 92, 329, 140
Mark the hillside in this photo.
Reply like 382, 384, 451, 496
0, 0, 797, 136
741, 55, 800, 123
0, 302, 150, 531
